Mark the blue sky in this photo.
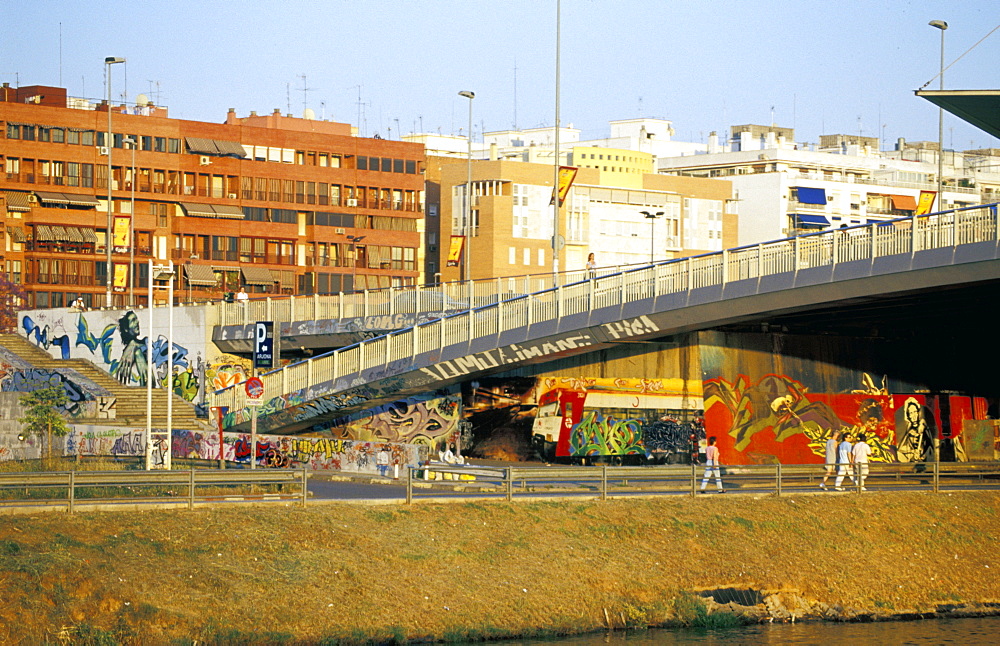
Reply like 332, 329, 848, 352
2, 1, 998, 150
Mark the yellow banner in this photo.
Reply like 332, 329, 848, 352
549, 166, 578, 207
447, 236, 464, 267
915, 190, 937, 216
112, 215, 131, 253
112, 263, 129, 292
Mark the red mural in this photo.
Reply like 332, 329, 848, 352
703, 373, 980, 466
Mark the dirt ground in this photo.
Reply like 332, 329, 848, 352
0, 491, 997, 644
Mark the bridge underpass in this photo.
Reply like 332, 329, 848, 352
211, 204, 1000, 436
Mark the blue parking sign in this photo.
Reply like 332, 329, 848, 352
254, 321, 273, 370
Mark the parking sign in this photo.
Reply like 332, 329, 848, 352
254, 321, 273, 370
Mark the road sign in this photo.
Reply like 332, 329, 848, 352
254, 321, 274, 370
245, 376, 264, 404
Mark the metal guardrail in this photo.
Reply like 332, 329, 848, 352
404, 461, 1000, 502
0, 468, 309, 513
213, 203, 1000, 416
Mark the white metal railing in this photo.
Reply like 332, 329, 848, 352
212, 204, 1000, 419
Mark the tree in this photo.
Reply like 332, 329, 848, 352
18, 384, 71, 467
0, 272, 26, 333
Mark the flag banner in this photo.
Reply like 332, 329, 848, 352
112, 215, 131, 254
112, 263, 129, 292
549, 166, 579, 207
447, 236, 464, 267
915, 190, 937, 216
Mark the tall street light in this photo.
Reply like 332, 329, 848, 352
124, 137, 137, 306
347, 234, 366, 293
146, 260, 175, 470
640, 210, 664, 263
104, 56, 125, 307
458, 91, 474, 283
929, 20, 947, 211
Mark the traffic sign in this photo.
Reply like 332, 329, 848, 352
254, 321, 274, 370
245, 376, 264, 404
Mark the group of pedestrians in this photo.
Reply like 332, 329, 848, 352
697, 431, 873, 494
820, 430, 872, 491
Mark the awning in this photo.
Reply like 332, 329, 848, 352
63, 193, 100, 207
34, 224, 55, 241
795, 187, 827, 205
241, 266, 274, 286
184, 264, 217, 286
212, 204, 245, 219
50, 225, 72, 241
277, 270, 295, 289
3, 191, 31, 212
891, 194, 918, 211
214, 140, 247, 157
80, 228, 98, 243
185, 137, 217, 155
64, 226, 84, 242
34, 191, 71, 205
793, 214, 830, 227
180, 202, 217, 218
7, 226, 26, 243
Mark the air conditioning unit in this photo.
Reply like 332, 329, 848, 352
199, 156, 211, 166
346, 198, 358, 207
27, 194, 38, 203
227, 193, 237, 199
334, 227, 345, 234
97, 146, 109, 156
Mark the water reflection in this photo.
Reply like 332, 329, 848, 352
475, 616, 1000, 645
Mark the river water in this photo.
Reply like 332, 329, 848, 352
476, 616, 1000, 645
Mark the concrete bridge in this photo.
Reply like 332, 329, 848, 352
211, 203, 1000, 434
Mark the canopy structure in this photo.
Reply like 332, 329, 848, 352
916, 90, 1000, 140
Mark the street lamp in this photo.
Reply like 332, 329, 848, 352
104, 56, 125, 308
124, 137, 137, 306
929, 19, 947, 211
640, 211, 664, 263
347, 235, 366, 294
146, 260, 175, 470
458, 91, 474, 283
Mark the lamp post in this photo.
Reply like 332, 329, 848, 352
929, 19, 947, 211
640, 210, 664, 263
124, 137, 137, 306
458, 91, 474, 283
146, 260, 175, 470
347, 235, 365, 293
104, 56, 125, 308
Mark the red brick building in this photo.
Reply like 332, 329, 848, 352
1, 83, 425, 308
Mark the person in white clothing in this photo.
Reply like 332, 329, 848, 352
699, 436, 725, 493
834, 433, 856, 490
820, 430, 842, 490
851, 433, 872, 491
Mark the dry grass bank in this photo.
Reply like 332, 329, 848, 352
0, 491, 998, 644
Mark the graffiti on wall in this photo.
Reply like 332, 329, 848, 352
702, 373, 976, 465
19, 309, 204, 405
314, 393, 463, 450
0, 359, 116, 419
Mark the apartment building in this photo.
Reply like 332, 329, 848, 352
657, 125, 994, 245
1, 83, 425, 309
425, 157, 734, 282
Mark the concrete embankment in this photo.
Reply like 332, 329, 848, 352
0, 491, 997, 643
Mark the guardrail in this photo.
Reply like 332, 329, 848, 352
213, 203, 1000, 417
0, 468, 309, 513
404, 461, 1000, 503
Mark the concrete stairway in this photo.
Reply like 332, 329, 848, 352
0, 333, 209, 431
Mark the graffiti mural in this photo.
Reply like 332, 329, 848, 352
311, 393, 463, 451
18, 307, 208, 407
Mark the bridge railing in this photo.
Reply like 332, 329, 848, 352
213, 203, 999, 416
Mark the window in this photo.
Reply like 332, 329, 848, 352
538, 248, 545, 266
523, 248, 530, 265
141, 136, 153, 151
168, 138, 180, 153
67, 130, 80, 145
154, 137, 166, 152
405, 159, 417, 174
509, 247, 516, 264
357, 156, 368, 171
81, 131, 95, 146
393, 158, 404, 173
381, 157, 391, 172
6, 124, 20, 139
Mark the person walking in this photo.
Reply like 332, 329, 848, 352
834, 432, 856, 491
820, 430, 842, 490
852, 433, 872, 491
699, 436, 725, 493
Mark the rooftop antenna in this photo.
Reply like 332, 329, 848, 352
298, 74, 316, 113
395, 117, 401, 139
513, 58, 518, 130
770, 105, 775, 127
286, 82, 291, 114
